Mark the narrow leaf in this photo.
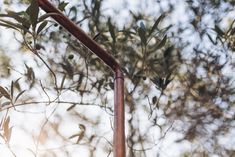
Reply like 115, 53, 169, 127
14, 90, 26, 102
58, 1, 69, 11
26, 0, 39, 26
3, 116, 10, 138
138, 27, 147, 45
149, 14, 165, 35
156, 35, 167, 49
206, 33, 216, 45
60, 74, 66, 91
108, 17, 116, 43
0, 11, 25, 24
7, 11, 31, 28
214, 25, 224, 36
0, 86, 10, 100
0, 22, 20, 31
10, 81, 14, 98
5, 126, 13, 142
37, 21, 48, 34
0, 19, 31, 33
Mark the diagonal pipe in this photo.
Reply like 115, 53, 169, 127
38, 1, 125, 157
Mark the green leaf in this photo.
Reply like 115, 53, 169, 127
0, 11, 29, 26
37, 21, 48, 34
0, 19, 31, 33
14, 77, 22, 91
149, 14, 165, 35
9, 11, 30, 23
138, 27, 147, 45
0, 86, 10, 100
26, 0, 39, 26
156, 35, 167, 49
214, 25, 224, 36
0, 22, 20, 31
206, 33, 216, 45
108, 17, 116, 43
1, 11, 31, 30
58, 1, 69, 11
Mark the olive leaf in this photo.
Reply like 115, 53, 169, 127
108, 17, 116, 43
0, 11, 31, 28
156, 35, 167, 49
0, 19, 31, 33
58, 1, 69, 11
26, 0, 39, 27
0, 86, 11, 100
214, 25, 224, 36
149, 14, 165, 35
138, 24, 147, 45
3, 116, 12, 142
14, 90, 26, 103
37, 21, 48, 34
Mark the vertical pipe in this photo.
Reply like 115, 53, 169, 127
114, 69, 125, 157
38, 1, 126, 157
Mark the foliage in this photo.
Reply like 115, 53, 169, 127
0, 0, 235, 157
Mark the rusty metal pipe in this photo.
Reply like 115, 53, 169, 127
38, 1, 125, 157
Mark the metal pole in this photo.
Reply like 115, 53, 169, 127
114, 69, 125, 157
38, 1, 125, 157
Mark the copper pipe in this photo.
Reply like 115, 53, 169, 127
114, 68, 125, 157
38, 1, 125, 157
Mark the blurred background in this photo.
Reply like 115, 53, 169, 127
0, 0, 235, 156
